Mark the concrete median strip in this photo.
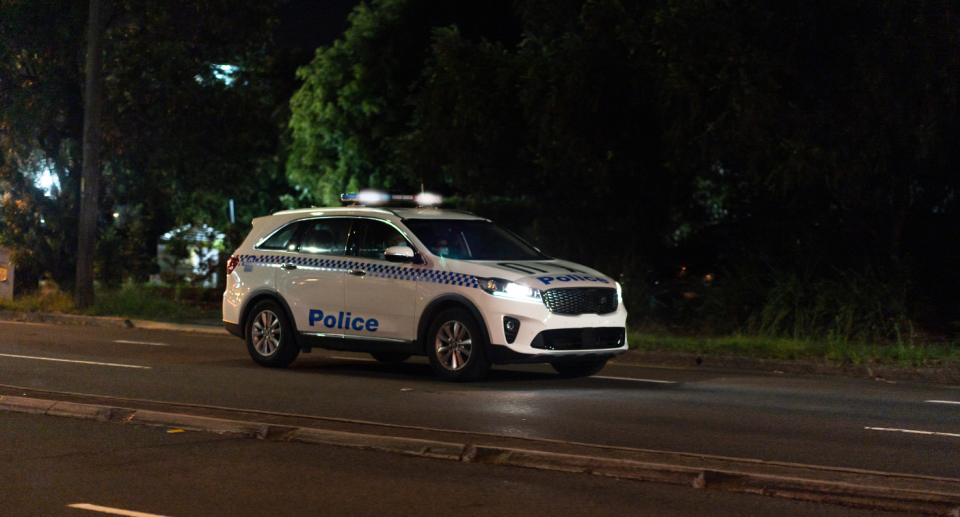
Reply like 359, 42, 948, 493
290, 428, 465, 460
0, 395, 57, 414
128, 410, 272, 438
3, 395, 959, 516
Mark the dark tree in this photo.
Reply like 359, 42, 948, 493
76, 0, 106, 308
1, 0, 294, 291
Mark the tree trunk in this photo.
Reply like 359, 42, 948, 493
75, 0, 105, 309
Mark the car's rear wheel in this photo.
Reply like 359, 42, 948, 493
551, 359, 608, 378
426, 308, 490, 382
370, 352, 411, 364
246, 300, 299, 368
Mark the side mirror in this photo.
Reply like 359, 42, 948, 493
385, 245, 415, 263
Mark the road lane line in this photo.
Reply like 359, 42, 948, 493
593, 376, 676, 384
114, 340, 168, 346
926, 400, 960, 405
865, 427, 960, 438
0, 353, 150, 369
68, 504, 170, 517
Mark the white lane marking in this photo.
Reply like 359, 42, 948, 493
927, 400, 960, 405
328, 355, 376, 362
865, 427, 960, 438
0, 353, 150, 369
68, 503, 170, 517
593, 376, 676, 384
115, 340, 169, 346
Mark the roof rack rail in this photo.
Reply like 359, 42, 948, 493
436, 208, 477, 216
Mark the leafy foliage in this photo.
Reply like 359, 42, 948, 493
1, 0, 294, 289
651, 0, 960, 265
291, 0, 675, 271
287, 0, 519, 206
287, 0, 960, 335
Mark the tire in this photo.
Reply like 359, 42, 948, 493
426, 308, 490, 382
370, 352, 411, 364
245, 300, 300, 368
551, 359, 608, 378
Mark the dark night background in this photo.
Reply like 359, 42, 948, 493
275, 0, 358, 50
2, 0, 958, 346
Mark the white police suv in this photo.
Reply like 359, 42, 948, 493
222, 197, 628, 381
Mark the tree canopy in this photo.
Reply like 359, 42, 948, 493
3, 0, 958, 336
288, 0, 960, 334
1, 0, 296, 288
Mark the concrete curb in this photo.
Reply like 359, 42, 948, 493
0, 310, 227, 335
0, 310, 131, 328
128, 319, 228, 335
129, 410, 271, 438
46, 400, 136, 423
3, 395, 959, 516
464, 446, 960, 516
0, 395, 57, 414
290, 428, 466, 460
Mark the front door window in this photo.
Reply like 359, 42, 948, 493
343, 220, 418, 340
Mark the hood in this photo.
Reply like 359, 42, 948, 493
446, 259, 616, 290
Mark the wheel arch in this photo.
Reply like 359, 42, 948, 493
416, 293, 492, 356
239, 289, 296, 341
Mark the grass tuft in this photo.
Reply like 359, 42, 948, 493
1, 284, 220, 324
0, 289, 76, 313
84, 284, 220, 323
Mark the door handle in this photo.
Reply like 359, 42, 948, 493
281, 263, 298, 270
348, 269, 365, 277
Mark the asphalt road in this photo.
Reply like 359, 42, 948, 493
0, 412, 910, 517
1, 322, 958, 480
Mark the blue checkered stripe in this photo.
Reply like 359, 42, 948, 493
238, 254, 479, 288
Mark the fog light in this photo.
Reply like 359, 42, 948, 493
503, 317, 520, 344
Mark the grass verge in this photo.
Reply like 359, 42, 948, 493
84, 286, 221, 323
628, 332, 960, 368
0, 285, 220, 324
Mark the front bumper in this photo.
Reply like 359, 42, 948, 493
489, 344, 623, 365
477, 294, 629, 363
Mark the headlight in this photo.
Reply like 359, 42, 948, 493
616, 281, 622, 304
478, 278, 542, 303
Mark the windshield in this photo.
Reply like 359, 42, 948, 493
403, 219, 546, 261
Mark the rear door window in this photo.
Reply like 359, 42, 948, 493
298, 218, 354, 256
257, 222, 301, 251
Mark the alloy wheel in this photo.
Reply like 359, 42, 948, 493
435, 320, 472, 370
251, 310, 281, 356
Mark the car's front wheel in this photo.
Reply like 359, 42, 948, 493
426, 308, 490, 382
551, 359, 608, 378
245, 300, 299, 368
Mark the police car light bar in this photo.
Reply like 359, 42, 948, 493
341, 190, 443, 207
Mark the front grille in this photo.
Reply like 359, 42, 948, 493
542, 287, 618, 315
531, 327, 625, 350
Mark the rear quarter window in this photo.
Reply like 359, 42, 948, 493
256, 222, 300, 251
